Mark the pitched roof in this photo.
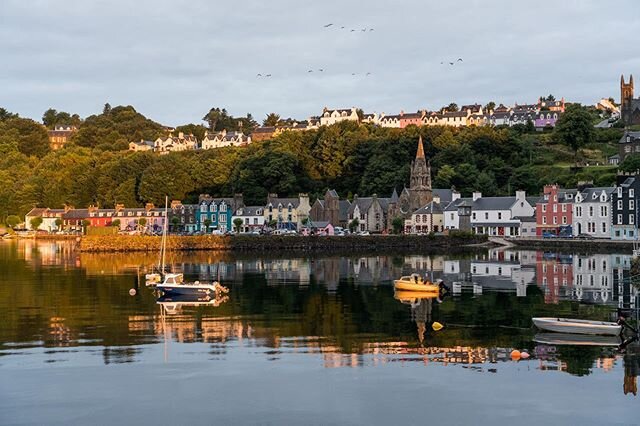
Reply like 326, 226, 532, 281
444, 197, 471, 211
433, 188, 455, 203
25, 208, 47, 217
576, 187, 614, 203
235, 206, 263, 216
416, 136, 425, 159
349, 197, 374, 213
338, 200, 351, 221
62, 209, 90, 219
472, 196, 519, 211
620, 131, 640, 143
413, 201, 443, 215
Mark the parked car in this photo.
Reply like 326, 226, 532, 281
211, 229, 225, 236
575, 233, 595, 240
358, 231, 370, 236
542, 232, 557, 239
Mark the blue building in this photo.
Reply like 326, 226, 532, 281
196, 195, 244, 233
611, 173, 640, 240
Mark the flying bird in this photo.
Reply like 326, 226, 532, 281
318, 69, 324, 72
350, 29, 356, 32
256, 73, 262, 77
352, 73, 357, 76
265, 74, 272, 77
366, 72, 372, 76
308, 70, 313, 73
341, 26, 345, 29
324, 23, 333, 28
369, 28, 374, 31
457, 58, 463, 62
361, 28, 367, 32
449, 62, 454, 65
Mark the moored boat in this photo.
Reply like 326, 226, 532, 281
394, 290, 441, 301
156, 273, 221, 296
532, 317, 622, 336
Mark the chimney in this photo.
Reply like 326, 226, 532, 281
433, 195, 441, 204
452, 190, 461, 202
472, 191, 482, 201
88, 205, 98, 213
178, 132, 184, 139
515, 190, 526, 201
115, 203, 125, 212
145, 203, 155, 211
233, 193, 245, 209
170, 200, 182, 209
400, 110, 404, 117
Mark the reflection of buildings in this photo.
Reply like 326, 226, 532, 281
536, 252, 573, 303
471, 249, 536, 296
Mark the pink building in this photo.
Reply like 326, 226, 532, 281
536, 185, 576, 236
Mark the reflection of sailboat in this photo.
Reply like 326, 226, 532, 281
157, 293, 229, 314
534, 333, 622, 347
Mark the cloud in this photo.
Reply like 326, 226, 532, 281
0, 0, 639, 126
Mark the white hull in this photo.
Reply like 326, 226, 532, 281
532, 317, 621, 336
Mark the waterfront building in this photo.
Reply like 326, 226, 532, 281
309, 189, 351, 227
404, 200, 444, 234
347, 195, 387, 233
24, 207, 67, 231
301, 220, 334, 236
470, 191, 535, 237
263, 193, 310, 231
536, 184, 577, 236
573, 187, 613, 238
197, 195, 244, 233
168, 201, 198, 233
233, 206, 265, 233
611, 173, 640, 240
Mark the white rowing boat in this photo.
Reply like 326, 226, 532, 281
532, 317, 622, 336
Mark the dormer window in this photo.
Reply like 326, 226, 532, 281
592, 193, 597, 200
201, 204, 207, 213
210, 203, 217, 212
618, 187, 623, 197
278, 205, 283, 212
631, 189, 635, 198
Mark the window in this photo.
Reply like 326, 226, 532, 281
542, 216, 547, 224
600, 206, 607, 217
450, 213, 454, 220
484, 212, 488, 220
498, 212, 502, 220
562, 216, 567, 224
553, 204, 557, 213
472, 213, 476, 220
210, 204, 216, 212
589, 206, 593, 217
576, 206, 581, 217
630, 214, 635, 225
618, 200, 623, 210
631, 189, 635, 198
618, 214, 623, 224
220, 203, 227, 212
542, 204, 546, 213
631, 200, 635, 210
618, 187, 623, 197
553, 217, 557, 224
602, 222, 606, 234
562, 204, 567, 213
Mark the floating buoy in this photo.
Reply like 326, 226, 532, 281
129, 288, 137, 296
432, 322, 444, 331
510, 350, 521, 360
520, 351, 530, 360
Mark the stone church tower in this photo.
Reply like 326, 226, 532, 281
409, 136, 433, 211
621, 74, 634, 113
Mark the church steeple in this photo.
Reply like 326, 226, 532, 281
416, 135, 425, 159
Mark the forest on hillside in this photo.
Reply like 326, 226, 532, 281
0, 104, 630, 219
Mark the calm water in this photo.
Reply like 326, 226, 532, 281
1, 240, 638, 425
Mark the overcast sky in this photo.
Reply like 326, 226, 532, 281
1, 0, 639, 126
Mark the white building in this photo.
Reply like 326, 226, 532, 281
573, 187, 613, 238
573, 254, 613, 304
470, 191, 535, 237
378, 113, 401, 128
233, 206, 265, 233
201, 130, 251, 150
153, 132, 197, 154
319, 107, 359, 126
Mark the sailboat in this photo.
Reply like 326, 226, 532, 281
149, 197, 228, 297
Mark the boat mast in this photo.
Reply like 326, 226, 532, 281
161, 196, 168, 274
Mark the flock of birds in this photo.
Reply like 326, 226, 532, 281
254, 23, 464, 79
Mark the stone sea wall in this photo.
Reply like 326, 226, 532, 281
79, 234, 488, 253
510, 237, 637, 252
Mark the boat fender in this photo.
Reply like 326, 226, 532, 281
520, 351, 530, 360
510, 350, 521, 360
432, 322, 444, 331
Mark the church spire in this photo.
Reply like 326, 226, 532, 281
416, 135, 425, 159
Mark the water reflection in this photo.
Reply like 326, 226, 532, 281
1, 240, 639, 398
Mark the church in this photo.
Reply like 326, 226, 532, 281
621, 74, 640, 126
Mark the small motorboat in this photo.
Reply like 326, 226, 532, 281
532, 317, 622, 336
145, 273, 162, 286
394, 274, 440, 292
534, 332, 621, 347
156, 273, 222, 297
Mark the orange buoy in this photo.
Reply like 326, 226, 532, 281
520, 351, 530, 360
510, 350, 521, 360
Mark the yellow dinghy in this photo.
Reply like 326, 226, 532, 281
393, 274, 440, 292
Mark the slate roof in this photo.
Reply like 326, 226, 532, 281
433, 188, 455, 204
235, 206, 264, 216
413, 201, 443, 215
444, 197, 471, 211
62, 209, 90, 219
25, 208, 47, 217
338, 200, 351, 222
348, 197, 374, 214
575, 187, 614, 203
619, 131, 640, 144
267, 197, 300, 208
472, 196, 518, 211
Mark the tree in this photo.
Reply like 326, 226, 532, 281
268, 219, 278, 228
103, 103, 112, 115
203, 218, 212, 231
5, 215, 20, 229
1, 118, 50, 157
233, 217, 243, 233
30, 216, 43, 231
54, 217, 63, 230
434, 164, 456, 188
138, 217, 147, 231
392, 217, 404, 234
82, 219, 90, 234
485, 101, 496, 112
553, 104, 595, 163
263, 113, 281, 127
111, 219, 121, 228
446, 103, 459, 113
171, 216, 180, 232
0, 108, 18, 121
349, 218, 359, 233
619, 154, 640, 173
42, 108, 58, 128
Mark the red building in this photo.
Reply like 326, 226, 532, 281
399, 110, 426, 128
536, 184, 576, 236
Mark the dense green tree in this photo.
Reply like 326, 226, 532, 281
553, 104, 595, 162
111, 219, 121, 228
263, 113, 281, 127
391, 217, 404, 234
0, 117, 50, 157
485, 101, 496, 112
30, 216, 43, 230
619, 154, 640, 173
0, 108, 18, 121
5, 215, 20, 228
175, 123, 207, 141
54, 217, 63, 229
233, 218, 244, 232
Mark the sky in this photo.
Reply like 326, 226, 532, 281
1, 0, 639, 127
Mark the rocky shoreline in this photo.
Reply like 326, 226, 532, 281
78, 234, 488, 253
